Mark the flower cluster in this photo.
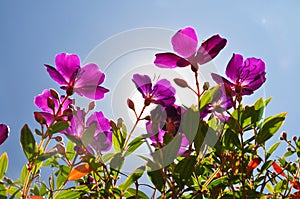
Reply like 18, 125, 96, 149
1, 27, 295, 199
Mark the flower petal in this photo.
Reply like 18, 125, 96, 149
211, 73, 234, 87
34, 90, 56, 112
87, 111, 110, 133
225, 53, 244, 82
152, 79, 176, 106
196, 34, 227, 65
132, 74, 152, 98
171, 27, 198, 58
75, 86, 109, 100
0, 124, 9, 146
55, 53, 80, 82
45, 64, 68, 85
66, 110, 86, 137
75, 64, 105, 87
154, 53, 190, 68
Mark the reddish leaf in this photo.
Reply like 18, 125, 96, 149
246, 157, 262, 174
29, 196, 44, 199
67, 163, 91, 181
290, 191, 300, 198
272, 161, 285, 177
290, 180, 300, 190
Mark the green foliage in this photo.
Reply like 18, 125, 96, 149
20, 124, 37, 161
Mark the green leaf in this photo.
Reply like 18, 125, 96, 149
55, 166, 70, 189
0, 183, 6, 198
256, 112, 287, 144
119, 166, 145, 191
207, 176, 229, 189
36, 151, 57, 163
39, 182, 47, 196
66, 140, 75, 161
0, 152, 8, 180
20, 124, 36, 160
48, 121, 70, 135
147, 169, 165, 192
151, 134, 182, 167
81, 123, 96, 147
110, 153, 124, 172
200, 85, 220, 111
127, 188, 149, 199
55, 186, 88, 199
111, 120, 125, 153
174, 156, 196, 188
182, 108, 200, 143
125, 134, 152, 156
266, 142, 280, 160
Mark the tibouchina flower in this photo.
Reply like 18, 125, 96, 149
45, 53, 109, 100
0, 124, 9, 146
34, 89, 72, 125
154, 27, 227, 69
211, 53, 266, 96
146, 105, 189, 155
132, 74, 176, 106
66, 109, 112, 153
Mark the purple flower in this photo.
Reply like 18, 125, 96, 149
146, 105, 189, 155
45, 53, 109, 100
154, 27, 227, 69
0, 124, 9, 146
66, 109, 112, 153
34, 89, 72, 125
132, 74, 176, 106
201, 88, 233, 121
211, 53, 266, 95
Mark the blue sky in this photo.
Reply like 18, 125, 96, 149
1, 0, 300, 180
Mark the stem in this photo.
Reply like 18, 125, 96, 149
123, 105, 147, 150
193, 70, 201, 110
22, 94, 70, 198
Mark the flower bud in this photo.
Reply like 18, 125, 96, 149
281, 132, 287, 140
127, 98, 135, 110
55, 136, 63, 142
174, 78, 188, 88
293, 136, 297, 142
66, 87, 74, 96
50, 89, 59, 99
47, 97, 55, 111
34, 112, 46, 125
144, 98, 151, 106
88, 101, 96, 111
203, 82, 210, 90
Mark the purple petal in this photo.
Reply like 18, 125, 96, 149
34, 90, 56, 112
38, 112, 55, 126
66, 109, 86, 137
211, 73, 234, 87
146, 121, 164, 147
74, 86, 109, 100
171, 27, 198, 58
55, 53, 80, 82
241, 57, 266, 86
45, 64, 68, 85
196, 34, 227, 65
225, 53, 244, 82
75, 64, 105, 87
152, 79, 176, 106
177, 133, 189, 155
74, 63, 108, 100
132, 74, 152, 98
0, 124, 9, 146
154, 53, 190, 68
87, 111, 110, 133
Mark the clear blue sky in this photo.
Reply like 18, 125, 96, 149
1, 1, 299, 180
